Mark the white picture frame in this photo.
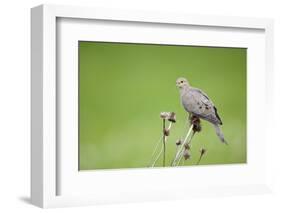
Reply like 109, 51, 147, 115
31, 4, 274, 208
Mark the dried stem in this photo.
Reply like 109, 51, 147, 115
163, 119, 166, 167
150, 112, 205, 168
151, 146, 163, 167
176, 133, 195, 166
171, 124, 194, 166
150, 122, 172, 167
196, 154, 203, 165
148, 136, 162, 166
174, 115, 201, 166
196, 148, 207, 165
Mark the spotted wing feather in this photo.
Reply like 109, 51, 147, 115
188, 88, 222, 125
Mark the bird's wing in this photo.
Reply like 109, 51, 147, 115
189, 88, 222, 125
192, 88, 214, 107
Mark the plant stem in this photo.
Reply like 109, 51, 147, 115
151, 146, 163, 167
196, 152, 205, 165
176, 133, 194, 166
171, 124, 194, 166
148, 136, 162, 166
163, 119, 166, 167
150, 122, 172, 167
196, 155, 203, 165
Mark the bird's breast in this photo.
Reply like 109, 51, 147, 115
181, 93, 194, 112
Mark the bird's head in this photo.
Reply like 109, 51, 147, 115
176, 77, 189, 89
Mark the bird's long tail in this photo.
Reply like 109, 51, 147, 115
213, 124, 227, 144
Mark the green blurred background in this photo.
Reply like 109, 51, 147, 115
79, 41, 246, 170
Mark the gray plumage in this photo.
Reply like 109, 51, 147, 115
176, 77, 227, 144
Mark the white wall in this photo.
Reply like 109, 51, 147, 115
0, 0, 280, 212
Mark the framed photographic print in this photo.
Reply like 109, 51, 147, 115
31, 4, 274, 208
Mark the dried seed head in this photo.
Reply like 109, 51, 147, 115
200, 148, 207, 155
184, 143, 191, 150
176, 139, 182, 146
183, 149, 191, 160
168, 112, 176, 123
164, 128, 170, 136
160, 112, 177, 123
160, 112, 170, 119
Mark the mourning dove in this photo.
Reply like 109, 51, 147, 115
176, 77, 227, 144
